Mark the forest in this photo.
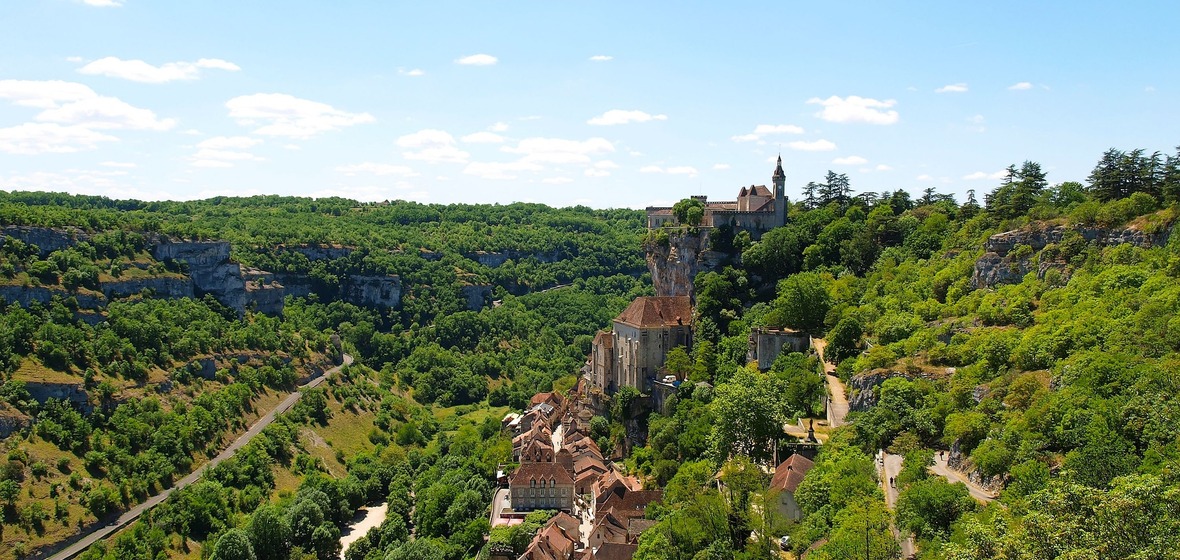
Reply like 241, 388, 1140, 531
0, 143, 1178, 560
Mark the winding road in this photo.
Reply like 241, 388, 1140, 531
45, 353, 354, 560
930, 453, 997, 504
879, 452, 916, 559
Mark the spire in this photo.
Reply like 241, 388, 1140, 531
773, 154, 785, 180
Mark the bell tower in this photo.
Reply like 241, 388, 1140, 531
773, 155, 787, 227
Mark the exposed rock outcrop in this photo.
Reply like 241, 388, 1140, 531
462, 284, 492, 311
24, 381, 91, 413
465, 250, 564, 268
645, 230, 726, 297
972, 223, 1173, 288
151, 239, 247, 313
100, 277, 194, 300
847, 369, 940, 412
342, 274, 401, 309
0, 285, 107, 310
0, 226, 88, 255
284, 243, 354, 262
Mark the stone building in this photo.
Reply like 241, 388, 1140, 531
510, 462, 576, 513
587, 296, 693, 394
769, 453, 815, 521
748, 327, 812, 371
645, 157, 788, 239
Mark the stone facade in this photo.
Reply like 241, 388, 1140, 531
588, 296, 692, 394
646, 157, 788, 240
510, 462, 576, 513
748, 328, 812, 371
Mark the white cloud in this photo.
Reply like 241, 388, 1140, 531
489, 122, 509, 132
399, 68, 425, 77
963, 170, 1007, 180
713, 163, 730, 170
875, 164, 893, 171
283, 144, 300, 150
589, 55, 613, 61
936, 83, 969, 93
65, 56, 83, 63
188, 136, 264, 167
80, 0, 122, 6
587, 109, 667, 126
1008, 82, 1033, 91
181, 129, 202, 136
455, 54, 498, 66
336, 163, 417, 177
542, 177, 574, 185
593, 160, 619, 170
37, 96, 176, 130
463, 160, 542, 180
99, 161, 136, 168
639, 166, 663, 173
731, 123, 804, 143
397, 129, 470, 164
461, 131, 505, 144
584, 168, 610, 178
226, 93, 374, 138
501, 137, 614, 165
0, 79, 97, 109
753, 124, 804, 135
0, 123, 117, 154
832, 155, 868, 165
967, 114, 985, 125
807, 95, 899, 125
78, 57, 240, 83
197, 136, 262, 150
788, 139, 837, 152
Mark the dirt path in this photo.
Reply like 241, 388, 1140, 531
930, 454, 997, 504
879, 452, 916, 558
46, 354, 354, 560
339, 502, 388, 559
812, 339, 849, 428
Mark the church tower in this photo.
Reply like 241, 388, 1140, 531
773, 155, 787, 227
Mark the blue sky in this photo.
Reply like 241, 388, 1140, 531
0, 1, 1177, 209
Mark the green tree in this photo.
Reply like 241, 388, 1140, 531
896, 478, 976, 539
673, 198, 706, 226
768, 272, 830, 333
210, 528, 257, 560
248, 504, 291, 560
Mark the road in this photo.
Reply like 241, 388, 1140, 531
879, 452, 916, 559
812, 339, 849, 428
930, 453, 997, 504
46, 353, 354, 560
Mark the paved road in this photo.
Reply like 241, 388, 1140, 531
930, 454, 996, 504
812, 339, 849, 428
879, 452, 916, 559
46, 354, 354, 560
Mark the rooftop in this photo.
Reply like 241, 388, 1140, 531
614, 296, 693, 328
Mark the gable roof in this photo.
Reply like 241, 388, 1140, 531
511, 461, 576, 486
593, 543, 639, 560
769, 453, 815, 493
614, 296, 693, 329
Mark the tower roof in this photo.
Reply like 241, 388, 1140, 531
773, 155, 785, 180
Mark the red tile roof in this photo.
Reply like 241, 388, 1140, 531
769, 453, 815, 493
512, 461, 576, 486
614, 296, 693, 328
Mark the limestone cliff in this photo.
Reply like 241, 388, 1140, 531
465, 250, 564, 268
101, 277, 195, 300
0, 225, 88, 255
151, 239, 247, 313
644, 229, 727, 297
972, 223, 1173, 288
343, 274, 402, 308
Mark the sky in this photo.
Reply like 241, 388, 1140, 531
1, 1, 1178, 209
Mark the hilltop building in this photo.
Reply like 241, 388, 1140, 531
645, 157, 788, 239
586, 296, 693, 394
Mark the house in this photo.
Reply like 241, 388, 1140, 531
587, 296, 693, 394
645, 157, 788, 239
511, 462, 576, 513
769, 453, 815, 521
748, 327, 812, 371
519, 512, 581, 560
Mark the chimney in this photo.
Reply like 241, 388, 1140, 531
787, 465, 793, 472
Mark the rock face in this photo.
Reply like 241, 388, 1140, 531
0, 226, 88, 255
342, 275, 401, 309
847, 370, 940, 412
972, 223, 1173, 288
100, 277, 194, 300
465, 250, 563, 268
24, 381, 91, 413
462, 284, 492, 310
645, 230, 727, 297
285, 244, 354, 262
151, 239, 247, 313
0, 285, 107, 310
